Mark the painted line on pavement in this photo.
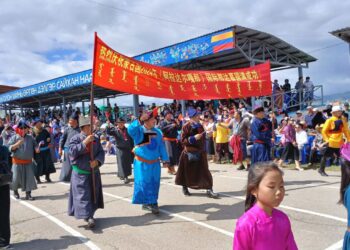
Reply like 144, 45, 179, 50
216, 174, 340, 190
217, 192, 347, 223
60, 183, 234, 238
160, 181, 347, 224
11, 196, 101, 250
324, 239, 343, 250
215, 175, 247, 180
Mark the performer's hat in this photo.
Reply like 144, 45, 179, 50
296, 110, 302, 114
115, 117, 126, 123
307, 106, 313, 110
69, 111, 79, 121
17, 120, 30, 129
163, 109, 173, 117
252, 106, 264, 115
140, 110, 154, 122
332, 105, 342, 113
79, 115, 91, 128
32, 117, 43, 125
188, 108, 201, 118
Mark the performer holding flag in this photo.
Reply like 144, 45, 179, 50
68, 115, 105, 228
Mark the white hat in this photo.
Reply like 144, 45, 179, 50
79, 115, 91, 127
307, 106, 313, 110
331, 105, 342, 113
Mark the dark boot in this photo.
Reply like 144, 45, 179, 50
14, 190, 20, 199
45, 174, 52, 183
36, 176, 42, 184
25, 191, 35, 201
151, 204, 160, 215
87, 217, 95, 229
319, 158, 328, 176
206, 189, 219, 199
123, 177, 130, 184
182, 186, 191, 196
237, 164, 245, 170
142, 204, 152, 212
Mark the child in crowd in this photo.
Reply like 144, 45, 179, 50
233, 162, 298, 250
339, 158, 350, 249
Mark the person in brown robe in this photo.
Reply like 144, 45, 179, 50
175, 108, 219, 198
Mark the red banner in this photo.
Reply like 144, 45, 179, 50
92, 34, 271, 100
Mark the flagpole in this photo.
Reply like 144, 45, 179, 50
90, 32, 98, 204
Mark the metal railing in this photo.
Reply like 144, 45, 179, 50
257, 85, 324, 112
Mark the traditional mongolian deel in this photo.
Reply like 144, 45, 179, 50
159, 118, 181, 167
107, 125, 134, 179
59, 126, 80, 182
127, 119, 169, 205
175, 121, 213, 189
250, 117, 272, 165
68, 133, 105, 220
8, 134, 37, 192
32, 127, 56, 180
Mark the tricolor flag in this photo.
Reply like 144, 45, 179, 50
211, 30, 235, 53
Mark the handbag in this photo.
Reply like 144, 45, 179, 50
186, 151, 201, 163
341, 142, 350, 162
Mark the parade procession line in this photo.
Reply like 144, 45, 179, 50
59, 182, 234, 238
10, 196, 101, 250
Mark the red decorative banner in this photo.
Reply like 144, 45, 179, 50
92, 34, 271, 100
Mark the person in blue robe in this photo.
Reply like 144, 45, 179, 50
127, 111, 169, 214
68, 115, 105, 229
250, 107, 273, 165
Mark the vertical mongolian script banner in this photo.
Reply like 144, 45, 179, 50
92, 35, 271, 100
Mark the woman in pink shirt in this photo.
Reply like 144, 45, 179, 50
233, 162, 298, 250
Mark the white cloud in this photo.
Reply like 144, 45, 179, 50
0, 0, 349, 103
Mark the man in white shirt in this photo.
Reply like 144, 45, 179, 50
304, 76, 314, 106
295, 124, 307, 169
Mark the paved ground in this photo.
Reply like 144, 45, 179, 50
9, 156, 345, 250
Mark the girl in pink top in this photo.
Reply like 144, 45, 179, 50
233, 162, 298, 250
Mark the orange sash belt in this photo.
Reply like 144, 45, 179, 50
12, 157, 32, 165
135, 155, 159, 164
163, 137, 177, 142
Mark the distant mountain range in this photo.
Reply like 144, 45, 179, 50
324, 91, 350, 103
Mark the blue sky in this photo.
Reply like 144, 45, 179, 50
0, 0, 349, 106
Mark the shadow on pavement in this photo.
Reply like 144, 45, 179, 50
11, 235, 82, 250
88, 212, 173, 233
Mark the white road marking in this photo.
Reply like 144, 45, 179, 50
160, 181, 347, 224
60, 183, 234, 238
324, 239, 343, 250
215, 175, 247, 180
216, 174, 340, 190
218, 192, 347, 223
11, 196, 101, 250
